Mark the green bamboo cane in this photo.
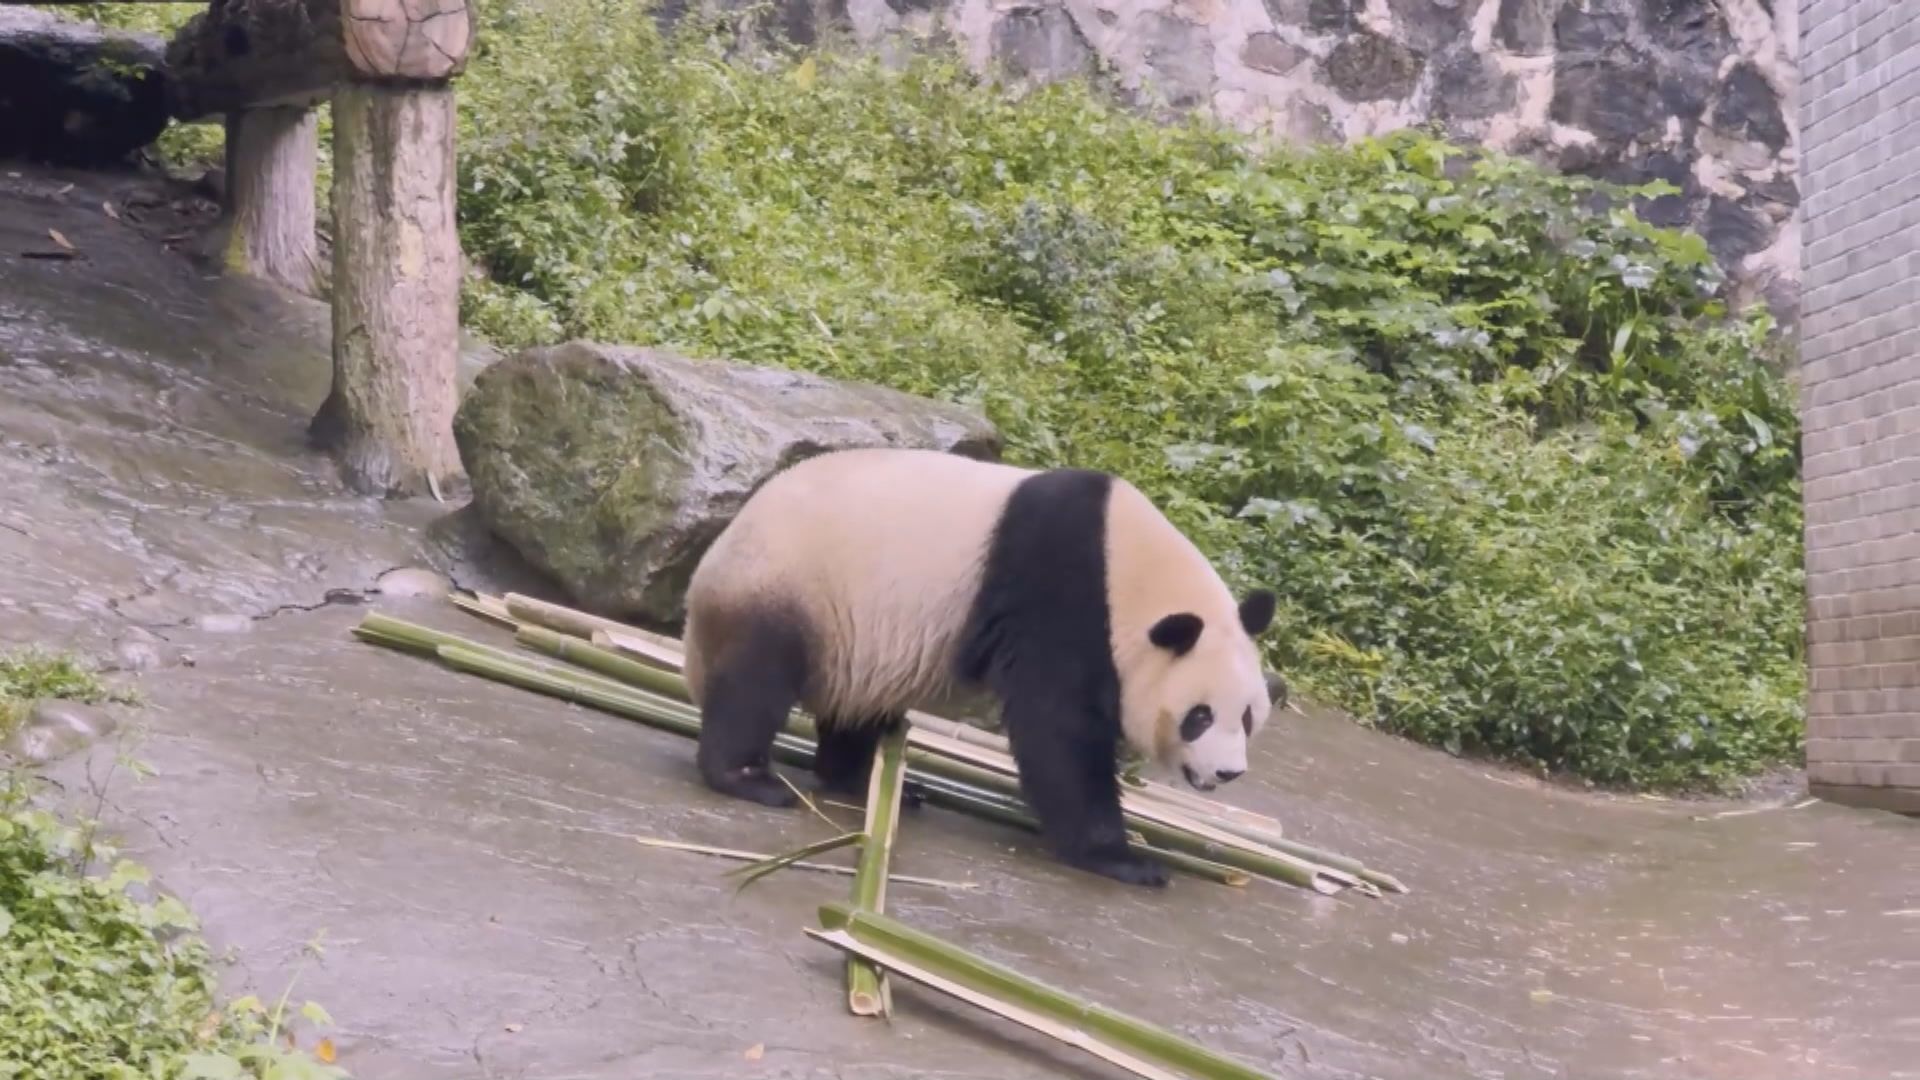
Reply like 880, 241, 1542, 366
361, 615, 1370, 896
811, 904, 1279, 1080
847, 723, 910, 1016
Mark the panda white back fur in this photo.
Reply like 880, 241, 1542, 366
681, 447, 1279, 887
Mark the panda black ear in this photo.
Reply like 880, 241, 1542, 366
1239, 590, 1277, 636
1148, 613, 1205, 657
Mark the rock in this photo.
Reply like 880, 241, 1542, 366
1711, 62, 1788, 150
1702, 195, 1771, 267
1386, 0, 1474, 51
989, 4, 1095, 82
1639, 0, 1727, 63
1324, 31, 1423, 102
1137, 13, 1215, 109
374, 566, 452, 600
1305, 0, 1360, 32
1494, 0, 1553, 54
111, 627, 181, 672
29, 698, 117, 740
1554, 0, 1633, 55
1550, 56, 1664, 140
1241, 32, 1310, 76
453, 342, 1003, 625
1432, 49, 1515, 121
194, 612, 255, 634
3, 699, 117, 765
0, 8, 170, 167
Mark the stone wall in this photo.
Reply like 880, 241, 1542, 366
746, 0, 1799, 319
1798, 0, 1920, 816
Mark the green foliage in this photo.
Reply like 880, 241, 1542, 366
0, 792, 346, 1080
0, 649, 135, 740
2, 651, 345, 1079
453, 0, 1802, 788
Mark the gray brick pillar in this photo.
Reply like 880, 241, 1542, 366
1799, 0, 1920, 813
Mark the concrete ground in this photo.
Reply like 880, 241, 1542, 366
2, 164, 1916, 1080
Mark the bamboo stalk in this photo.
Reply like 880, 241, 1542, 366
809, 927, 1185, 1080
504, 593, 684, 656
449, 591, 519, 630
847, 723, 910, 1017
359, 613, 1388, 897
630, 835, 973, 890
477, 600, 1395, 889
354, 618, 637, 698
811, 904, 1279, 1080
728, 832, 863, 891
908, 776, 1251, 888
515, 624, 690, 702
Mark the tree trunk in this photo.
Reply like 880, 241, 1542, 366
309, 83, 465, 498
216, 105, 321, 295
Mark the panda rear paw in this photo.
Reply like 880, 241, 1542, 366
1067, 849, 1170, 888
709, 765, 799, 808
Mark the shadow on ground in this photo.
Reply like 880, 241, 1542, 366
2, 164, 1915, 1080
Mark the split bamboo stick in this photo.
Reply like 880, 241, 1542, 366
809, 904, 1279, 1080
846, 723, 910, 1016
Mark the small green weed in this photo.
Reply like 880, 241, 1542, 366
0, 648, 136, 741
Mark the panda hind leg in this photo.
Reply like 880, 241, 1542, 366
814, 714, 924, 809
693, 612, 807, 809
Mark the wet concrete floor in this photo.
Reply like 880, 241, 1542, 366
2, 165, 1917, 1080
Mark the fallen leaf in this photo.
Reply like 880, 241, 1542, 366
744, 1043, 765, 1062
103, 201, 120, 220
504, 1022, 523, 1034
55, 182, 74, 195
48, 228, 74, 251
1529, 988, 1554, 1003
315, 1038, 337, 1064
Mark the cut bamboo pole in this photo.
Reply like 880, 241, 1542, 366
359, 612, 1393, 897
810, 904, 1279, 1080
809, 928, 1185, 1080
847, 723, 910, 1017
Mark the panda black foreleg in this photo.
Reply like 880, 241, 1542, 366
1002, 700, 1169, 888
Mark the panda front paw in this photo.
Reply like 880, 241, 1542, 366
1068, 849, 1170, 888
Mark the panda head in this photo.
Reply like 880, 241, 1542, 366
1140, 589, 1282, 792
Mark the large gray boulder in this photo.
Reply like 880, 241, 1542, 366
453, 341, 1003, 626
0, 9, 170, 167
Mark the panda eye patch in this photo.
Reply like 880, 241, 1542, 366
1179, 705, 1214, 743
1242, 707, 1254, 735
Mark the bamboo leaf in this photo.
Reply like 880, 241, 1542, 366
726, 832, 864, 891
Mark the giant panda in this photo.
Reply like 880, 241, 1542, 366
680, 447, 1281, 887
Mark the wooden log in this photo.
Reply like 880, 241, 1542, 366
308, 82, 465, 497
213, 105, 321, 295
166, 0, 472, 120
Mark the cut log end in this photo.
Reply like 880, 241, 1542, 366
342, 0, 475, 81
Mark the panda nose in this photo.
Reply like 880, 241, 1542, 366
1215, 768, 1245, 783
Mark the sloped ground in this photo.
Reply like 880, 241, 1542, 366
1, 164, 1915, 1080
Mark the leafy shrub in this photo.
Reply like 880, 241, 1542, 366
453, 0, 1804, 789
2, 651, 344, 1078
463, 0, 1799, 787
